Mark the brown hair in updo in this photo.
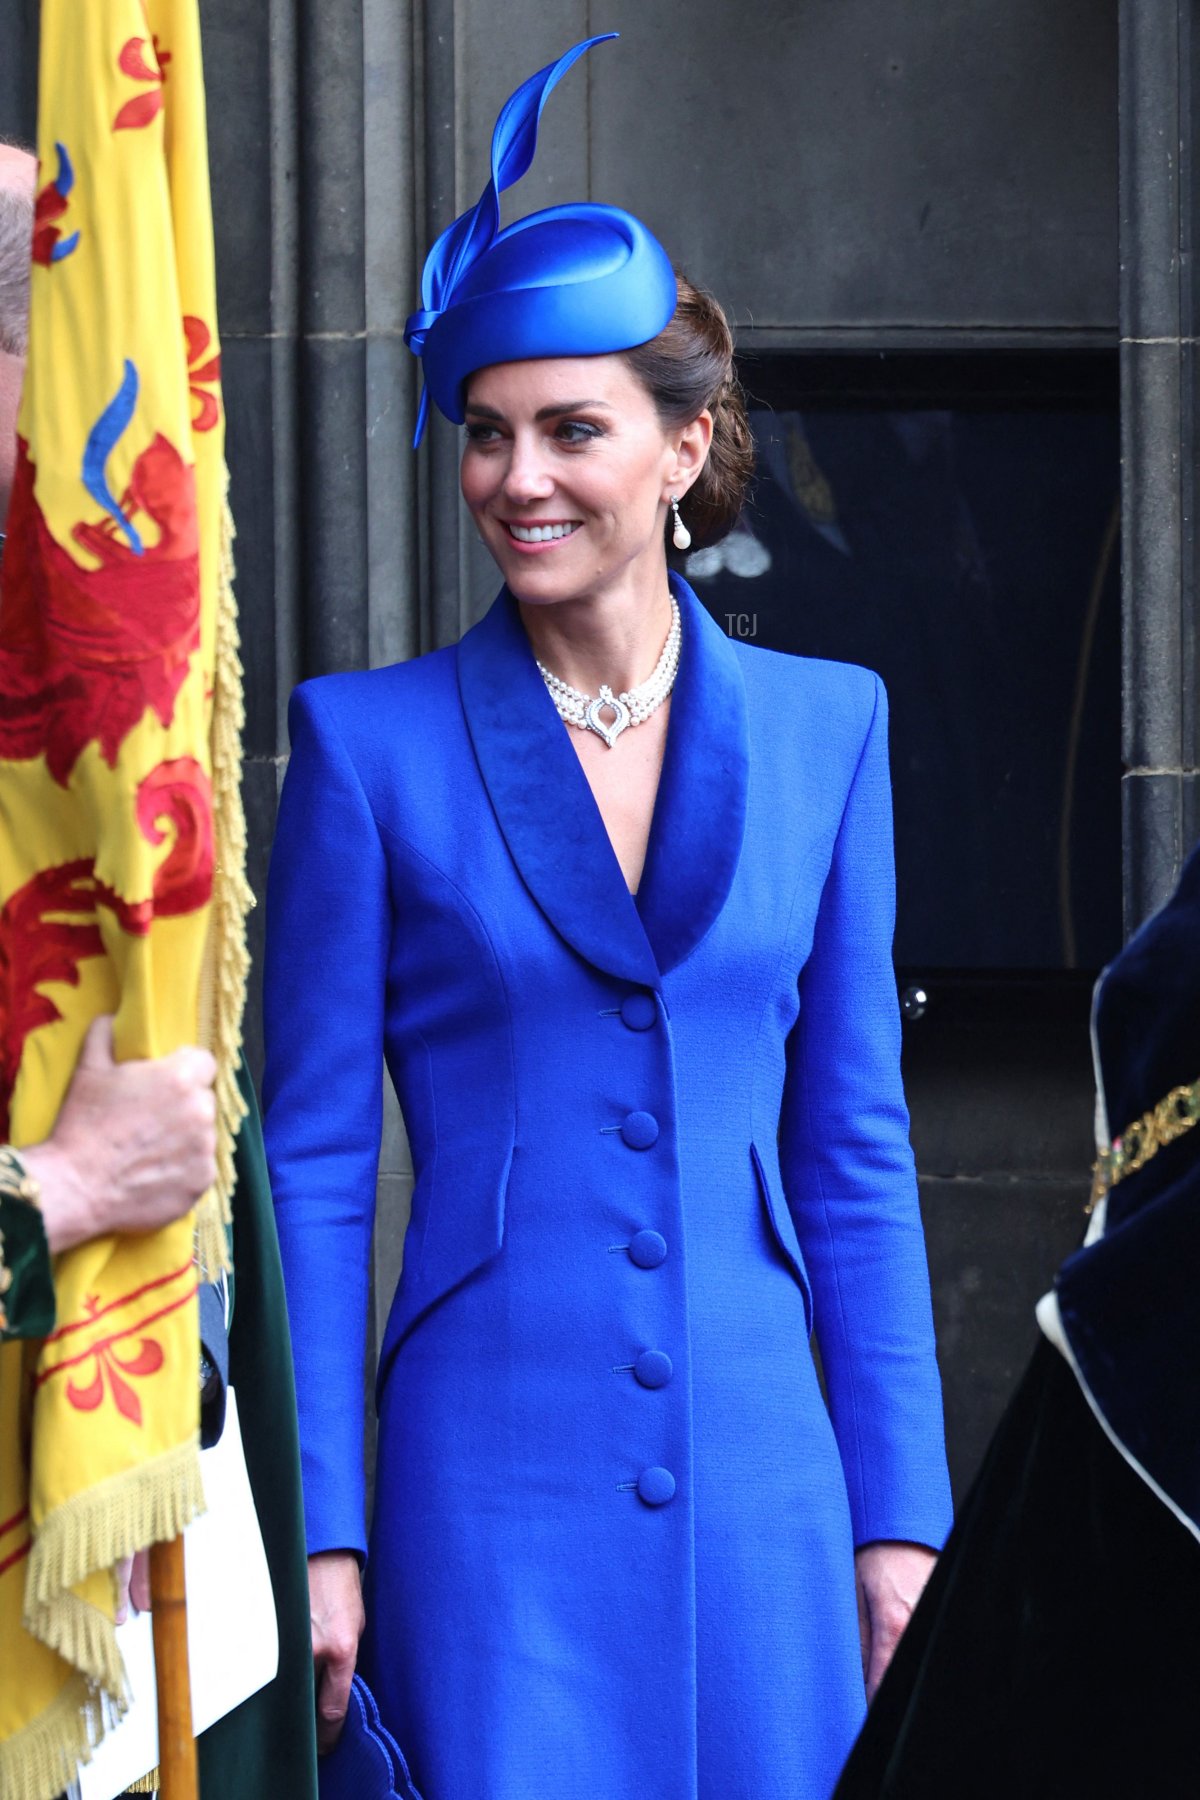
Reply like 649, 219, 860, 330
623, 274, 754, 552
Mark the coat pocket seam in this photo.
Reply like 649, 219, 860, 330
750, 1139, 814, 1336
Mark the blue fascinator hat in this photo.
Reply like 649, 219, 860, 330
404, 33, 678, 444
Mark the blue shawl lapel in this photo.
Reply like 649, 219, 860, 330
456, 572, 749, 989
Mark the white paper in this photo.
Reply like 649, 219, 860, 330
77, 1386, 280, 1799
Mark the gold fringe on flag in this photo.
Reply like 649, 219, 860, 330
194, 482, 254, 1279
0, 1676, 117, 1800
26, 1439, 206, 1619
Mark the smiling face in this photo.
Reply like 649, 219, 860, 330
460, 354, 706, 608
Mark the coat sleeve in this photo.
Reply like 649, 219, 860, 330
779, 672, 953, 1551
262, 680, 390, 1560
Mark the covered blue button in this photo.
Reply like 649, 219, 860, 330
637, 1466, 676, 1507
620, 991, 657, 1031
628, 1230, 667, 1269
634, 1350, 673, 1389
621, 1110, 659, 1149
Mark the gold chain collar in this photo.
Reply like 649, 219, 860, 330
1088, 1077, 1200, 1212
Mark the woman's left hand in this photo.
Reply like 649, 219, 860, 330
853, 1540, 936, 1700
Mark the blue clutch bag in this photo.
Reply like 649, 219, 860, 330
318, 1674, 424, 1800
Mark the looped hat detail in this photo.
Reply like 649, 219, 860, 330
406, 33, 678, 444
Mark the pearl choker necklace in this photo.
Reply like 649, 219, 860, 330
536, 596, 681, 749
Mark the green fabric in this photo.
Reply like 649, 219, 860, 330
197, 1060, 318, 1799
0, 1187, 55, 1341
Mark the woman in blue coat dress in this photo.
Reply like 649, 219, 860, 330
263, 36, 953, 1800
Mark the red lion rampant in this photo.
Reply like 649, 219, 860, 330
0, 762, 214, 1134
0, 436, 200, 785
31, 144, 80, 268
0, 861, 103, 1139
92, 761, 216, 934
136, 758, 214, 918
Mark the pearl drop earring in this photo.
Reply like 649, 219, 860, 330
670, 496, 692, 551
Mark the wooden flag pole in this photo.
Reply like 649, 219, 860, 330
149, 1535, 198, 1799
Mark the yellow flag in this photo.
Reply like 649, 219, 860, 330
0, 2, 250, 1793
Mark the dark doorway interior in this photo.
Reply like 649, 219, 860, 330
687, 353, 1120, 1494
